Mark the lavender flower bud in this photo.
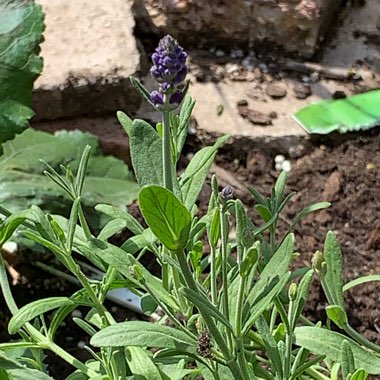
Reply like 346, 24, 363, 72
220, 185, 234, 201
150, 35, 188, 110
150, 90, 164, 106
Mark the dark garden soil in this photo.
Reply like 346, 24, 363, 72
1, 128, 380, 379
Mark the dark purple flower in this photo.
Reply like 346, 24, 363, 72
150, 90, 164, 106
220, 185, 234, 201
150, 35, 188, 109
169, 91, 183, 105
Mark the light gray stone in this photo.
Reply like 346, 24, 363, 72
132, 0, 343, 57
33, 0, 142, 120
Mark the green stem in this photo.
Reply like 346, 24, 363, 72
219, 209, 233, 350
77, 202, 92, 240
210, 245, 217, 305
162, 109, 173, 192
284, 298, 295, 380
344, 324, 380, 353
176, 249, 244, 380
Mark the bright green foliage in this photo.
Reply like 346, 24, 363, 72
0, 128, 139, 226
0, 0, 44, 152
294, 89, 380, 134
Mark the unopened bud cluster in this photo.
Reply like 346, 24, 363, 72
150, 35, 188, 109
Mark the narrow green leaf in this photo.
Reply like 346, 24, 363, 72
207, 208, 220, 249
95, 204, 144, 235
9, 297, 74, 334
290, 269, 313, 329
255, 316, 283, 378
179, 135, 228, 210
126, 346, 162, 380
244, 234, 294, 323
97, 218, 127, 241
73, 317, 97, 337
255, 204, 272, 223
0, 352, 53, 380
350, 369, 368, 380
289, 202, 331, 232
323, 231, 345, 307
91, 321, 197, 352
75, 145, 92, 195
0, 210, 31, 246
274, 171, 287, 203
343, 275, 380, 292
139, 185, 191, 251
180, 287, 234, 333
67, 198, 80, 252
116, 111, 133, 135
129, 77, 155, 107
294, 327, 380, 374
341, 340, 356, 380
176, 96, 196, 159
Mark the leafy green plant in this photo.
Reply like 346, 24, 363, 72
1, 35, 379, 380
0, 0, 44, 153
0, 128, 139, 229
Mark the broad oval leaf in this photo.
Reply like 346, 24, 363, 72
8, 297, 74, 334
294, 326, 380, 374
139, 185, 191, 251
126, 346, 162, 380
0, 0, 44, 151
91, 321, 197, 352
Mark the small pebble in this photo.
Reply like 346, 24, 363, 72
237, 99, 248, 107
282, 160, 292, 172
71, 309, 83, 319
215, 49, 225, 57
266, 83, 287, 99
310, 72, 319, 82
274, 154, 285, 164
293, 83, 312, 99
332, 90, 347, 100
77, 341, 86, 349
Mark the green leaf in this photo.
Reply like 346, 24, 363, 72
294, 327, 380, 374
139, 185, 191, 251
290, 269, 313, 329
288, 202, 331, 232
91, 321, 197, 352
176, 96, 196, 160
97, 218, 127, 241
0, 0, 44, 152
180, 287, 234, 333
0, 209, 31, 246
341, 340, 355, 380
243, 234, 294, 326
0, 351, 53, 380
179, 135, 228, 210
294, 89, 380, 134
255, 316, 283, 378
326, 305, 348, 329
126, 347, 162, 380
254, 204, 272, 223
274, 171, 287, 204
343, 275, 380, 292
8, 297, 74, 334
95, 204, 144, 235
121, 118, 163, 187
350, 369, 368, 380
323, 231, 345, 307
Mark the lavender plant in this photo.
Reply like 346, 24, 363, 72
1, 35, 380, 380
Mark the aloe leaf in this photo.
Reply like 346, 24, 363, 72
294, 89, 380, 134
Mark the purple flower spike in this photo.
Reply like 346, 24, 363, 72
220, 185, 234, 201
150, 35, 188, 110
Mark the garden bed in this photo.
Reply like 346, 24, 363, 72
1, 128, 379, 379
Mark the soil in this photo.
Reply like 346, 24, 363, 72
1, 128, 379, 379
